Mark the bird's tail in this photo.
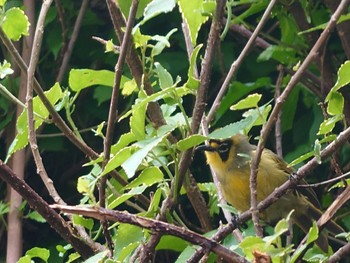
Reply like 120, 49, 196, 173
294, 205, 344, 252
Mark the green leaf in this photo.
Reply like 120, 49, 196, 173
122, 134, 170, 178
184, 44, 202, 90
327, 91, 344, 116
142, 0, 176, 24
69, 69, 130, 92
130, 96, 147, 140
307, 221, 319, 244
154, 62, 173, 89
73, 215, 94, 231
77, 176, 90, 194
288, 151, 314, 167
26, 211, 46, 223
101, 146, 135, 176
84, 251, 109, 263
326, 61, 350, 102
209, 117, 254, 139
151, 28, 178, 57
1, 7, 30, 41
123, 166, 164, 190
176, 134, 207, 151
303, 246, 328, 262
6, 83, 63, 162
109, 185, 148, 209
0, 60, 14, 78
239, 236, 265, 260
156, 235, 188, 252
178, 0, 209, 45
231, 93, 262, 110
314, 139, 322, 164
317, 115, 343, 135
122, 78, 138, 96
19, 247, 50, 263
114, 224, 144, 261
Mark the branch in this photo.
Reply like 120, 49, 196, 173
0, 160, 101, 259
56, 0, 89, 82
51, 204, 249, 263
328, 242, 350, 263
100, 0, 139, 254
26, 0, 64, 204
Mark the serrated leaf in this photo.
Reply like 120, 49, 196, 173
209, 117, 254, 139
176, 135, 207, 151
122, 134, 169, 178
154, 62, 173, 89
327, 91, 344, 115
6, 83, 62, 162
123, 166, 163, 190
1, 7, 30, 41
326, 61, 350, 102
231, 93, 262, 110
142, 0, 176, 24
178, 0, 209, 45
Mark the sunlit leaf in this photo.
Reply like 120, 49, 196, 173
1, 7, 30, 41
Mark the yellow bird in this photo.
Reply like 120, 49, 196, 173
197, 134, 343, 251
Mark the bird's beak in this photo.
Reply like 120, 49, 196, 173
195, 144, 216, 152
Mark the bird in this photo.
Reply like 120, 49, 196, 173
197, 134, 344, 252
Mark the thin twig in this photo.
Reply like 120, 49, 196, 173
297, 171, 350, 188
100, 0, 139, 255
56, 0, 89, 82
206, 0, 278, 125
274, 65, 284, 158
249, 0, 349, 238
26, 0, 64, 204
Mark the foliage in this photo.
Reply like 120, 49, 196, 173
0, 0, 350, 262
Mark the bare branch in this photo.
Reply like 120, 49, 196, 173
56, 0, 89, 82
100, 0, 139, 254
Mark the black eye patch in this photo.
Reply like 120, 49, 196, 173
217, 140, 232, 162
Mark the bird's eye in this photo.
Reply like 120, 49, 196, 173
218, 142, 230, 153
